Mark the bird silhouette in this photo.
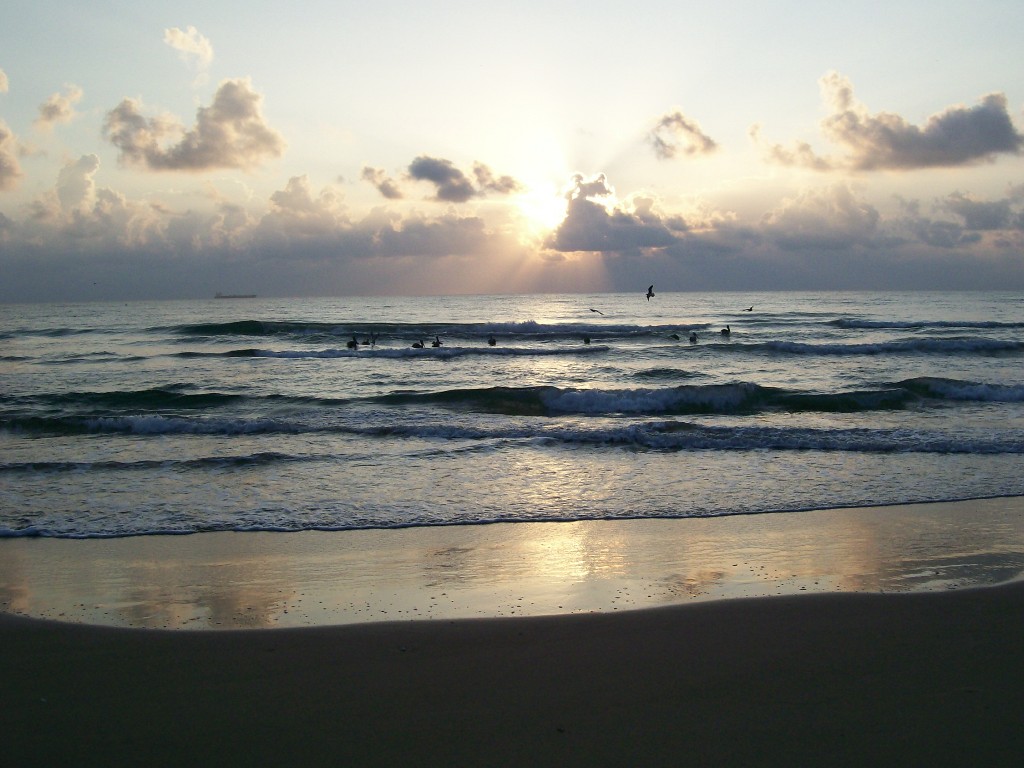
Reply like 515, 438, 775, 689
743, 306, 753, 312
590, 308, 604, 315
721, 325, 731, 336
646, 285, 655, 301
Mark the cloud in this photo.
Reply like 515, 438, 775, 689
821, 72, 1024, 169
255, 176, 505, 261
939, 191, 1011, 230
407, 156, 477, 202
569, 172, 613, 200
56, 154, 100, 212
749, 124, 834, 171
472, 162, 521, 195
257, 175, 347, 240
361, 166, 404, 199
546, 173, 678, 252
758, 72, 1024, 172
35, 84, 83, 130
0, 68, 8, 93
892, 188, 1024, 249
648, 110, 717, 159
0, 120, 22, 189
407, 156, 521, 202
164, 26, 214, 70
103, 78, 285, 171
760, 183, 880, 249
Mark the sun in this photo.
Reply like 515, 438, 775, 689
514, 181, 569, 238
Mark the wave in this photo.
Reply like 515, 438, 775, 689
172, 332, 1020, 359
831, 318, 1024, 330
898, 376, 1024, 402
253, 344, 610, 360
373, 377, 1015, 416
168, 344, 611, 360
3, 376, 1018, 434
2, 418, 1021, 459
0, 451, 323, 474
170, 318, 703, 341
743, 337, 1024, 356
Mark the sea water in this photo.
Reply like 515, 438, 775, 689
2, 291, 1023, 539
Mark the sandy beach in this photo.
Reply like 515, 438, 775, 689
3, 498, 1024, 765
3, 583, 1024, 767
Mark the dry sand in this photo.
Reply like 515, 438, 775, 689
3, 583, 1024, 767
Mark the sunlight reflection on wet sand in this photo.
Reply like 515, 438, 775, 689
2, 497, 1023, 629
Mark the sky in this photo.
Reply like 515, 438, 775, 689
2, 0, 1024, 302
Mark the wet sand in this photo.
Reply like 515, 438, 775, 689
3, 497, 1024, 629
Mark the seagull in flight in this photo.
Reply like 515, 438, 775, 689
589, 308, 604, 315
646, 285, 655, 301
743, 306, 753, 311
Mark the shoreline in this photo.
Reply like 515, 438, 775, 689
4, 582, 1023, 766
3, 496, 1024, 629
4, 498, 1023, 764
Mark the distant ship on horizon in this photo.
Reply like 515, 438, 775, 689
215, 292, 257, 299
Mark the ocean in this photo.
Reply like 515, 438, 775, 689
2, 291, 1023, 539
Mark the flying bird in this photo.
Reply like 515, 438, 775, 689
743, 306, 753, 312
646, 285, 655, 301
589, 308, 604, 315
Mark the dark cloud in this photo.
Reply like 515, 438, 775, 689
407, 156, 477, 202
758, 72, 1024, 171
821, 72, 1024, 169
34, 84, 83, 130
891, 188, 1024, 248
361, 166, 404, 199
546, 173, 678, 252
940, 192, 1011, 230
0, 119, 22, 189
908, 218, 975, 249
649, 110, 717, 160
472, 162, 521, 195
569, 172, 613, 200
102, 78, 285, 171
407, 155, 521, 202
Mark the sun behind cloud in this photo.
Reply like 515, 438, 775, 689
514, 180, 570, 238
